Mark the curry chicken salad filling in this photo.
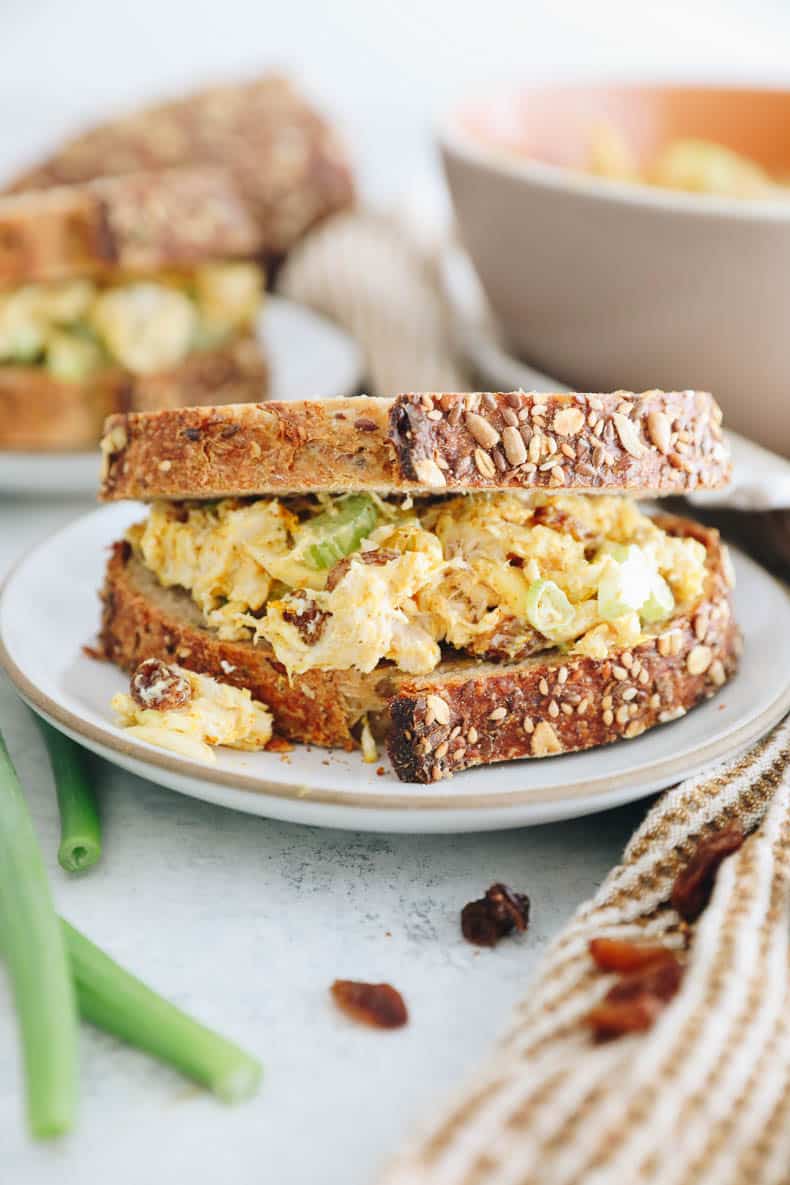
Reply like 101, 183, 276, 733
0, 262, 263, 380
127, 490, 709, 678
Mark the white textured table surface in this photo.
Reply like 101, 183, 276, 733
0, 494, 647, 1185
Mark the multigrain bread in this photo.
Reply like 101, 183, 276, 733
0, 167, 262, 287
100, 390, 731, 501
6, 74, 354, 261
0, 167, 269, 451
1, 337, 268, 451
99, 515, 739, 782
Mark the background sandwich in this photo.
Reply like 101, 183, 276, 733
0, 167, 268, 451
4, 74, 355, 268
97, 391, 738, 783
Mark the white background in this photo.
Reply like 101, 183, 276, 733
0, 4, 787, 1183
1, 0, 790, 199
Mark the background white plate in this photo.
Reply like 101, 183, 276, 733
2, 504, 788, 833
0, 295, 364, 497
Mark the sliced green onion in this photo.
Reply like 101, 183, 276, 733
596, 541, 630, 563
0, 731, 78, 1139
524, 579, 574, 639
641, 573, 675, 624
301, 495, 379, 570
62, 921, 262, 1103
37, 721, 101, 873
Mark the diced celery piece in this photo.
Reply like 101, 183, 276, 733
524, 579, 574, 638
45, 331, 103, 382
641, 573, 675, 623
3, 324, 44, 363
191, 319, 232, 352
0, 289, 45, 362
41, 280, 96, 325
597, 541, 630, 563
301, 495, 380, 570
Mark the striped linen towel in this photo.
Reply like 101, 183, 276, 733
379, 717, 790, 1185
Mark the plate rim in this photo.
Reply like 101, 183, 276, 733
1, 505, 789, 818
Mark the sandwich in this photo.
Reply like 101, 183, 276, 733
0, 167, 268, 451
97, 390, 738, 783
5, 74, 355, 265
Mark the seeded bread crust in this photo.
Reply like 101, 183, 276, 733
99, 390, 730, 500
6, 75, 354, 260
1, 337, 268, 452
391, 390, 729, 493
98, 515, 738, 782
0, 167, 262, 287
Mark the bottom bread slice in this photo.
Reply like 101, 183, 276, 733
98, 514, 740, 783
0, 336, 268, 451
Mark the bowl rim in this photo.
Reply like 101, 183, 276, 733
437, 80, 790, 223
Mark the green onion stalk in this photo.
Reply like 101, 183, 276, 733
37, 720, 101, 873
0, 731, 260, 1133
62, 920, 263, 1103
0, 731, 79, 1138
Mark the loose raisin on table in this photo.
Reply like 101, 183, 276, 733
461, 882, 530, 947
671, 826, 745, 922
331, 980, 408, 1029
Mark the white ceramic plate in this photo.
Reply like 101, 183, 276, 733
440, 244, 790, 512
0, 296, 364, 497
1, 504, 788, 833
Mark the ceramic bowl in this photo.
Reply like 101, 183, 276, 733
439, 84, 790, 456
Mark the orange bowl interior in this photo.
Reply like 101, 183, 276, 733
458, 84, 790, 174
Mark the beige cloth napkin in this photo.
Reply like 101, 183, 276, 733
280, 211, 790, 1185
278, 209, 470, 395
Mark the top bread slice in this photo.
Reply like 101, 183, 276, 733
5, 74, 354, 260
0, 167, 262, 287
100, 389, 731, 500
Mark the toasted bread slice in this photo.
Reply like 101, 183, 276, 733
0, 166, 261, 287
98, 514, 739, 783
100, 390, 731, 500
6, 75, 354, 259
1, 337, 267, 451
